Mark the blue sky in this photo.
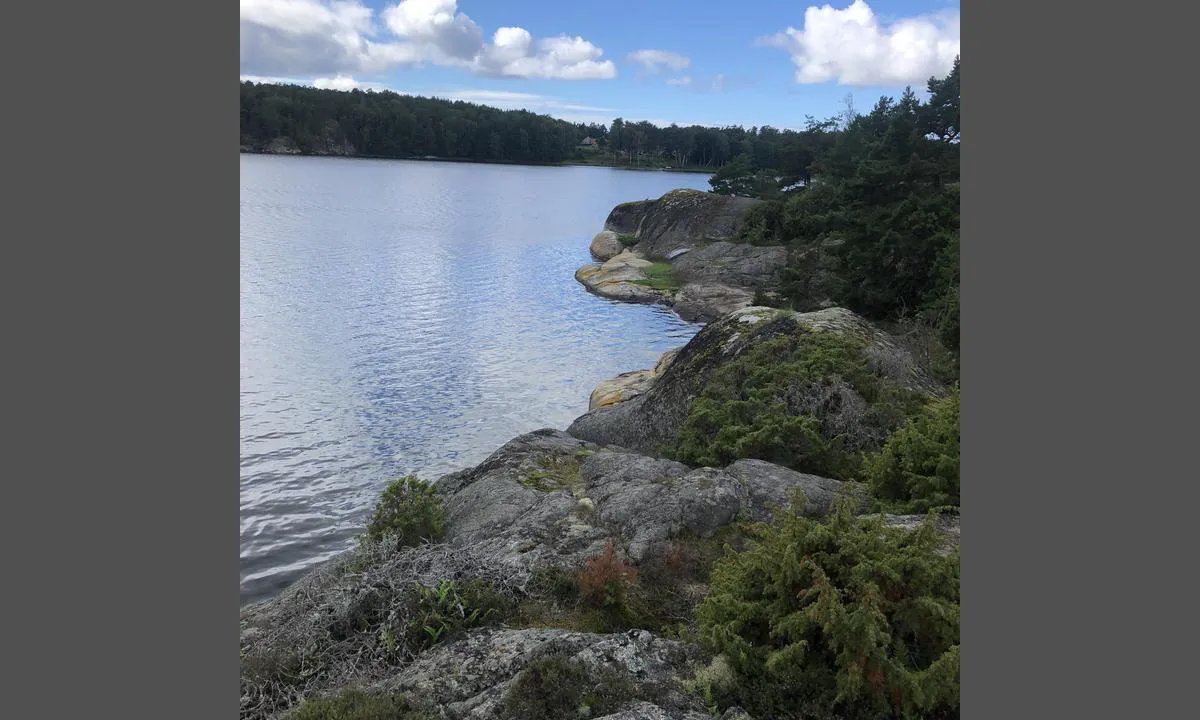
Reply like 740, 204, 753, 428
240, 0, 960, 130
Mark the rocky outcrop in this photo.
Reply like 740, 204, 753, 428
371, 627, 714, 720
242, 422, 958, 719
241, 425, 881, 719
670, 242, 788, 290
436, 428, 862, 567
243, 127, 356, 157
577, 190, 788, 322
671, 284, 756, 323
568, 306, 942, 457
264, 136, 301, 155
589, 349, 680, 410
575, 250, 671, 306
590, 230, 625, 261
605, 190, 763, 260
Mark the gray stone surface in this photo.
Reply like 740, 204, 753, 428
579, 190, 787, 321
604, 190, 763, 260
438, 428, 861, 566
670, 241, 787, 290
373, 628, 710, 720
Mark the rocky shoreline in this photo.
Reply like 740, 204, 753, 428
240, 190, 960, 720
575, 189, 793, 322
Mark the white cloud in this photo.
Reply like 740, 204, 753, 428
312, 74, 395, 91
627, 49, 691, 73
240, 0, 422, 76
474, 32, 617, 80
240, 0, 616, 80
666, 76, 692, 87
760, 1, 959, 86
382, 0, 483, 61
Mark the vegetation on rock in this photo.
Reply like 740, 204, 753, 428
864, 388, 961, 513
697, 492, 960, 720
363, 476, 446, 550
628, 262, 682, 291
289, 689, 437, 720
665, 331, 927, 481
499, 653, 639, 720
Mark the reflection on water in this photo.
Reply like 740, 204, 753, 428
240, 156, 710, 605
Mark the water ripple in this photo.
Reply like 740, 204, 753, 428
240, 156, 710, 606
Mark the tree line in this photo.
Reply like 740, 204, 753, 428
239, 80, 848, 175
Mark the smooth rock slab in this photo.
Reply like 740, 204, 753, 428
437, 428, 864, 567
589, 348, 681, 410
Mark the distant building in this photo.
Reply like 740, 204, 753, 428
578, 136, 599, 148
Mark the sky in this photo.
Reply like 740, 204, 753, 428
240, 0, 960, 130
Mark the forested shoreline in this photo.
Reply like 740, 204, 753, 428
240, 80, 861, 173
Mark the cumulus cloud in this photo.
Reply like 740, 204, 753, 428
312, 74, 395, 91
240, 0, 616, 80
626, 49, 691, 73
474, 31, 617, 80
760, 0, 959, 86
666, 76, 692, 87
240, 0, 422, 76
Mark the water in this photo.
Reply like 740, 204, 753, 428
241, 155, 711, 606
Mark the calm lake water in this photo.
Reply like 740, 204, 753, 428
240, 155, 711, 606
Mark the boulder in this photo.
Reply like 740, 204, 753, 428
590, 230, 625, 261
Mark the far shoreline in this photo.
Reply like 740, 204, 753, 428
238, 148, 715, 175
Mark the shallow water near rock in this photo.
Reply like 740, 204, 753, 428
241, 155, 709, 606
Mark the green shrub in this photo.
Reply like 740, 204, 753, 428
864, 389, 960, 513
363, 475, 446, 549
696, 492, 959, 720
499, 654, 637, 720
665, 332, 926, 480
289, 689, 436, 720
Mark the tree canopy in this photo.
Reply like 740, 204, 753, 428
240, 81, 842, 173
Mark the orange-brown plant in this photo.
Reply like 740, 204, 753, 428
575, 539, 637, 610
